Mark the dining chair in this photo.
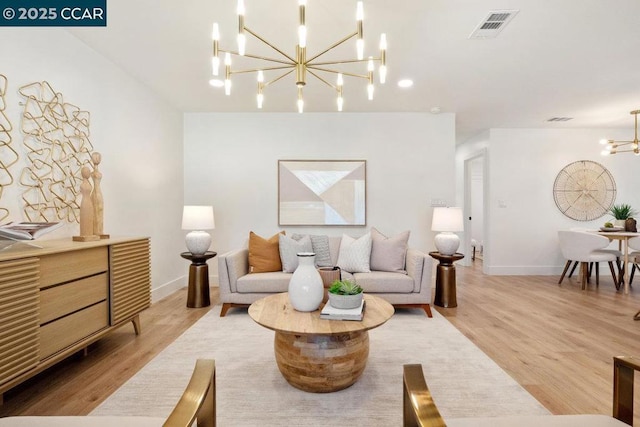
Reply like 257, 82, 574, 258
628, 236, 640, 285
558, 230, 621, 290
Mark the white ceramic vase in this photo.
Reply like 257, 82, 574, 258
288, 252, 324, 312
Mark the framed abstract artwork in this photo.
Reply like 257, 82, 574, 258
278, 160, 366, 226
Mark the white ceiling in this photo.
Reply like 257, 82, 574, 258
68, 0, 640, 143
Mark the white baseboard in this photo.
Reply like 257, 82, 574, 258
151, 276, 186, 303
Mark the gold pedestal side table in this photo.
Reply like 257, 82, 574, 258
429, 251, 464, 308
180, 251, 216, 308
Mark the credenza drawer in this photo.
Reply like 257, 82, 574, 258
39, 301, 108, 360
39, 247, 108, 288
39, 273, 108, 325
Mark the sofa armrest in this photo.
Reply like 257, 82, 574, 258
406, 248, 432, 294
217, 249, 249, 298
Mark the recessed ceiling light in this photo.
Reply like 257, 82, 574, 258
430, 107, 441, 114
209, 79, 224, 87
398, 79, 413, 88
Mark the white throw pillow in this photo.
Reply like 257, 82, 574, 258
370, 227, 410, 274
337, 233, 372, 273
279, 234, 313, 273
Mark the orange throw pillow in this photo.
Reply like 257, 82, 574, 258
249, 231, 284, 273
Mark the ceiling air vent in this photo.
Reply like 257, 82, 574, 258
469, 10, 519, 39
547, 117, 574, 122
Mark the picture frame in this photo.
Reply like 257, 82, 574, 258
278, 160, 366, 226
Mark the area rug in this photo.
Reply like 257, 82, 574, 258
92, 305, 549, 425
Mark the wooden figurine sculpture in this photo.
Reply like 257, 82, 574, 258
73, 166, 99, 242
91, 152, 109, 238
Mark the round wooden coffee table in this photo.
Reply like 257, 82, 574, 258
248, 292, 394, 393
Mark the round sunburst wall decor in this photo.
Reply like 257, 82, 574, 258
553, 160, 616, 221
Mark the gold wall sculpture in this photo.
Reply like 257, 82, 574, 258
0, 75, 19, 223
18, 81, 93, 222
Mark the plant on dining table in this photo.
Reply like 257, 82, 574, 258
609, 204, 638, 220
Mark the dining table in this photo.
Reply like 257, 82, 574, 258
596, 230, 640, 295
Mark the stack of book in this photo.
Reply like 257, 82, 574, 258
320, 299, 365, 321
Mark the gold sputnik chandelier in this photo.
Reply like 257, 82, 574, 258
210, 0, 387, 113
600, 110, 640, 156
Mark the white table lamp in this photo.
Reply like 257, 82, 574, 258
182, 205, 215, 255
431, 207, 463, 255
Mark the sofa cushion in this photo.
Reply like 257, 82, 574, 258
292, 233, 332, 267
249, 231, 283, 273
370, 227, 409, 274
279, 234, 312, 273
236, 271, 291, 293
337, 233, 372, 273
353, 271, 414, 293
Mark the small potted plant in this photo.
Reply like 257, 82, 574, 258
328, 279, 363, 309
609, 204, 638, 228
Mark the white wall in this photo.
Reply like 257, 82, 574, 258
184, 112, 456, 280
457, 127, 640, 275
1, 28, 186, 299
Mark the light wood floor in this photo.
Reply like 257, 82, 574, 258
2, 262, 640, 423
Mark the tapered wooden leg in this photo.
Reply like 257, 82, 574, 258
580, 262, 588, 290
595, 262, 600, 286
558, 260, 572, 284
132, 315, 141, 335
630, 264, 637, 285
609, 262, 620, 290
568, 261, 579, 278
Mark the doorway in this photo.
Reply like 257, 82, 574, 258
463, 151, 486, 269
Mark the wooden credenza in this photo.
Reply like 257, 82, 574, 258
0, 237, 151, 403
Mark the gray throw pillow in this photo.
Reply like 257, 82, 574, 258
370, 227, 409, 274
279, 234, 313, 273
292, 233, 332, 267
337, 233, 372, 273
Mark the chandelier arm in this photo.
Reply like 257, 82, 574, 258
306, 70, 338, 91
310, 58, 380, 67
305, 31, 359, 64
307, 66, 369, 80
230, 65, 295, 75
243, 26, 297, 63
263, 69, 295, 88
219, 49, 294, 66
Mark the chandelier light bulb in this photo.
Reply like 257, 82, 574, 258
224, 52, 231, 66
224, 79, 232, 95
257, 70, 264, 82
297, 98, 304, 113
257, 93, 264, 109
337, 73, 344, 87
379, 33, 387, 50
237, 34, 246, 56
299, 0, 307, 4
356, 39, 364, 60
237, 0, 245, 15
368, 57, 374, 72
367, 83, 374, 100
356, 2, 364, 21
599, 138, 609, 145
212, 23, 220, 40
337, 96, 344, 112
379, 65, 387, 84
298, 25, 307, 48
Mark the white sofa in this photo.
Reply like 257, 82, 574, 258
217, 235, 433, 317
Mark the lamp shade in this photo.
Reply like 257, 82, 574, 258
182, 206, 215, 230
431, 207, 463, 232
